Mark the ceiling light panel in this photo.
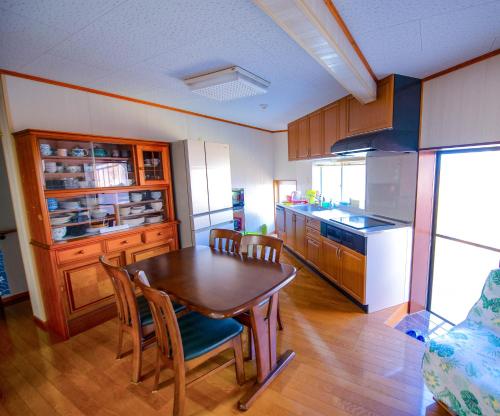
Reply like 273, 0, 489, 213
184, 66, 270, 101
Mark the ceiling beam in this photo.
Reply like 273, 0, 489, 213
254, 0, 377, 103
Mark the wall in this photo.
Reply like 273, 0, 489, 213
273, 132, 313, 193
273, 133, 417, 222
365, 152, 417, 222
0, 140, 28, 296
421, 54, 500, 149
2, 74, 276, 320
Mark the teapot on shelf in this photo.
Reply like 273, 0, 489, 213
70, 146, 89, 157
92, 147, 108, 157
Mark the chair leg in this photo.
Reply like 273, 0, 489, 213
233, 335, 245, 385
246, 327, 254, 360
277, 303, 284, 331
153, 347, 162, 392
116, 326, 124, 359
173, 363, 186, 416
131, 333, 142, 383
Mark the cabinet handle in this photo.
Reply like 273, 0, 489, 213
77, 250, 84, 255
157, 232, 163, 236
121, 240, 128, 244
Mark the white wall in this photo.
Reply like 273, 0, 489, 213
273, 132, 313, 193
2, 75, 276, 319
421, 54, 500, 149
365, 152, 417, 222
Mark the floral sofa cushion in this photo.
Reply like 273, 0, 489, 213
422, 269, 500, 416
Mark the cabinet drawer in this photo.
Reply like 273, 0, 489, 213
57, 242, 103, 264
143, 226, 173, 244
105, 233, 142, 252
306, 217, 321, 231
306, 226, 320, 241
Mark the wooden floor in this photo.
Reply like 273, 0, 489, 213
0, 251, 446, 416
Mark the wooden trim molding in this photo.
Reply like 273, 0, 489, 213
423, 48, 500, 82
0, 69, 286, 134
2, 291, 30, 306
409, 151, 437, 313
323, 0, 377, 82
33, 315, 48, 331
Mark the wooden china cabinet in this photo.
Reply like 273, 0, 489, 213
14, 130, 179, 339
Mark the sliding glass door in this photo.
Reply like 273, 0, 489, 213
429, 148, 500, 324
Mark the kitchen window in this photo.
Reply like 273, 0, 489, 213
312, 159, 366, 208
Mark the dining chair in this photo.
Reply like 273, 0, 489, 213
134, 271, 245, 416
209, 228, 242, 253
238, 234, 285, 358
100, 256, 185, 383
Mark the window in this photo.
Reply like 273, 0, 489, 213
429, 148, 500, 324
312, 159, 366, 208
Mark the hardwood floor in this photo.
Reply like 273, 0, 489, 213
0, 252, 446, 416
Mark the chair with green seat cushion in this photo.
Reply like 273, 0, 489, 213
100, 256, 186, 383
135, 270, 245, 416
137, 295, 185, 327
422, 268, 500, 415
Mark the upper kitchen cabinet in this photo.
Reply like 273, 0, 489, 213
309, 111, 324, 158
345, 76, 394, 137
136, 144, 170, 185
286, 74, 420, 160
297, 117, 310, 159
288, 120, 299, 160
323, 98, 346, 156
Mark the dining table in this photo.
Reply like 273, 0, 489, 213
125, 245, 297, 410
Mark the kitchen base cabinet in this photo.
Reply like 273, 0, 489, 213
321, 237, 342, 286
339, 246, 366, 303
295, 213, 306, 256
275, 206, 286, 243
285, 210, 296, 250
280, 205, 412, 313
306, 237, 321, 269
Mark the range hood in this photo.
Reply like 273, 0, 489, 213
331, 75, 421, 156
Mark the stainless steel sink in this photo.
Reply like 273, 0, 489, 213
291, 204, 328, 213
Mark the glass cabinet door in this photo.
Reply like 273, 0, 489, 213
136, 145, 169, 185
39, 138, 136, 190
47, 189, 168, 243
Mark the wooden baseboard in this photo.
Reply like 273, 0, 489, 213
2, 291, 29, 306
33, 316, 48, 331
385, 302, 409, 327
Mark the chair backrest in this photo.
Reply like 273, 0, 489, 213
466, 268, 500, 332
100, 256, 141, 330
134, 271, 184, 362
240, 235, 283, 263
209, 229, 242, 253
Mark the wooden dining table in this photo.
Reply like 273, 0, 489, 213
125, 245, 297, 410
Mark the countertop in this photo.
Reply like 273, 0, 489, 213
276, 203, 412, 237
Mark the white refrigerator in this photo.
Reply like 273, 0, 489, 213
171, 140, 234, 248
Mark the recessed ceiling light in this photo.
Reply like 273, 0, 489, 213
184, 66, 270, 101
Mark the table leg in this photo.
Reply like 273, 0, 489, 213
238, 293, 295, 411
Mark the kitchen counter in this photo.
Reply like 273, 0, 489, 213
276, 203, 413, 313
276, 203, 411, 236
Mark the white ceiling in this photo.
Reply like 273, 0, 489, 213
334, 0, 500, 79
0, 0, 347, 131
0, 1, 499, 130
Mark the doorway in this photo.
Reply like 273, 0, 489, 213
428, 148, 500, 324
